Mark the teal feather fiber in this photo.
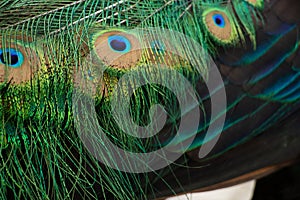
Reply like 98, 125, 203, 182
0, 1, 265, 200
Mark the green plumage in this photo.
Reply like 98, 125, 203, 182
3, 1, 298, 200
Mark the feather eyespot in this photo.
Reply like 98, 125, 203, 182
0, 43, 40, 84
108, 35, 131, 53
147, 39, 178, 66
202, 8, 238, 45
144, 31, 180, 67
150, 40, 166, 55
0, 48, 24, 68
93, 30, 142, 70
212, 14, 226, 28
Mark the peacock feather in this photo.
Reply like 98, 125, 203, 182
1, 0, 300, 199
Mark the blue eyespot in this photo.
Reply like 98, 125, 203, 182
87, 69, 94, 80
150, 40, 165, 54
108, 35, 131, 53
0, 48, 24, 68
212, 14, 226, 28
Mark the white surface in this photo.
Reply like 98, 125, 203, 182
166, 180, 256, 200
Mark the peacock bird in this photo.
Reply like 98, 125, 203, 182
0, 0, 300, 199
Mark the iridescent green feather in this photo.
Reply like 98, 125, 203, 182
0, 1, 264, 200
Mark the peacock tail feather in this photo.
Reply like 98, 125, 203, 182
1, 0, 300, 199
